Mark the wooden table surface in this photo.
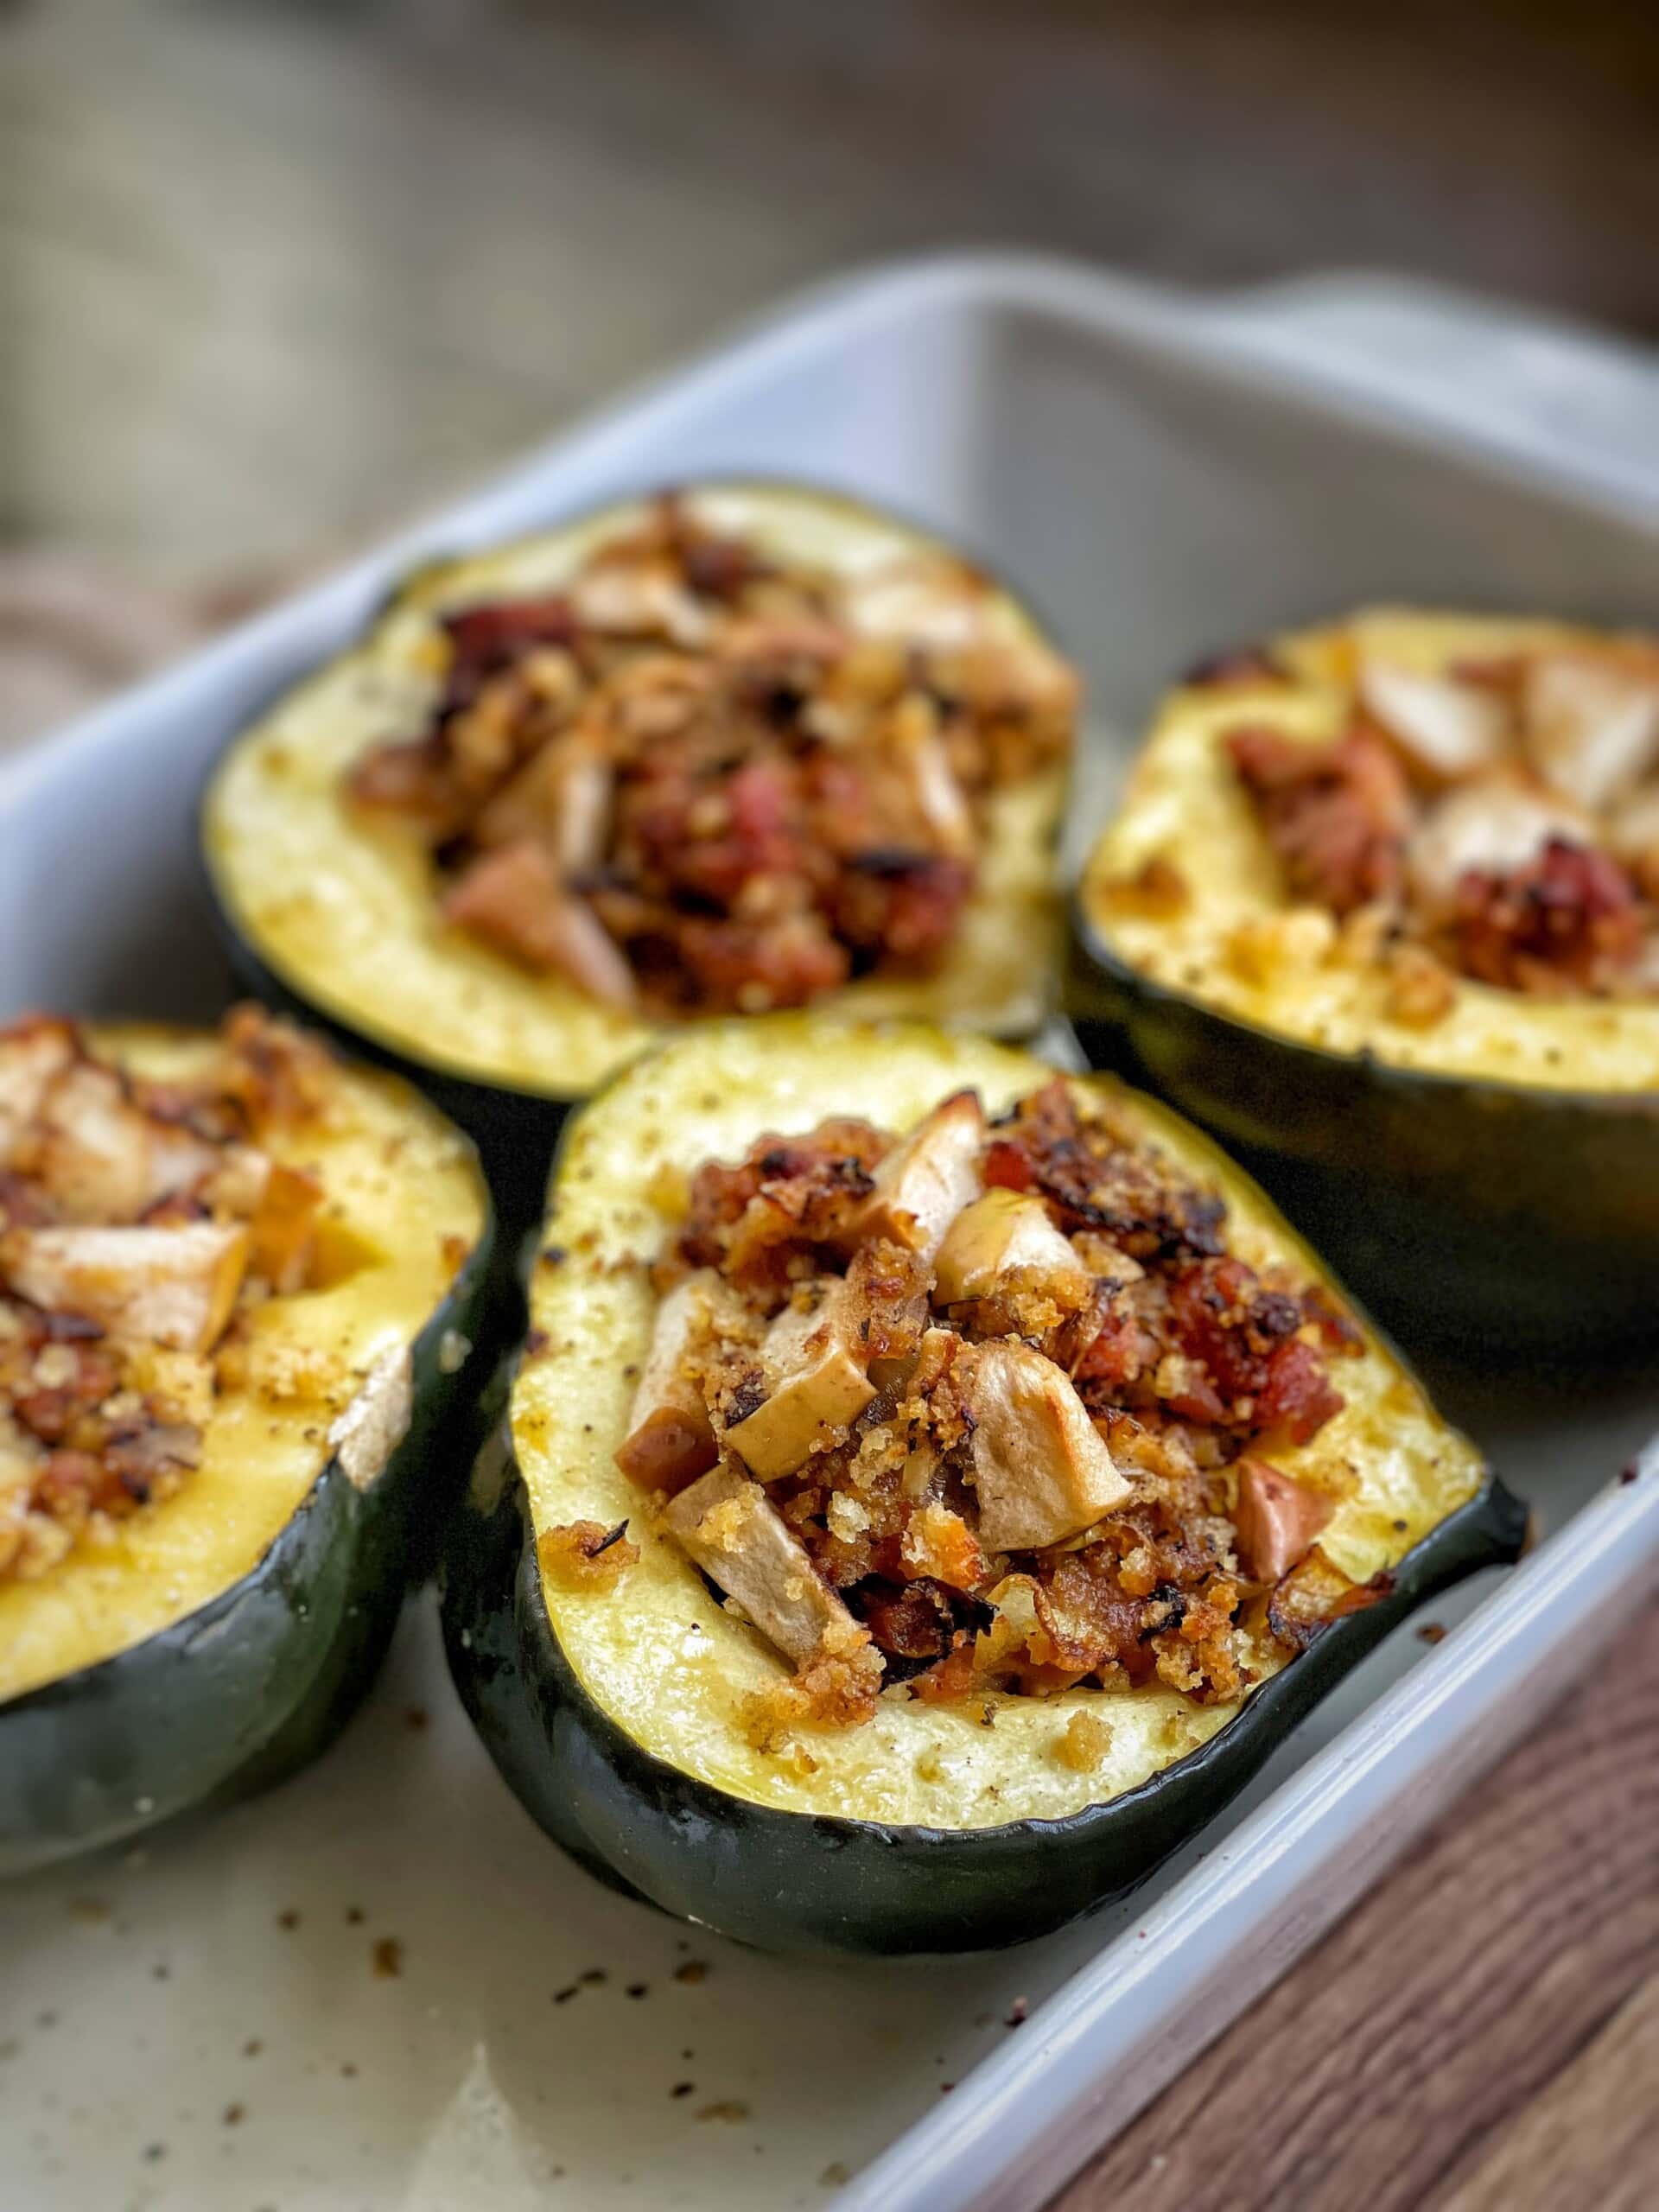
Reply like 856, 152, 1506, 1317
1052, 1600, 1659, 2212
3, 567, 1656, 2207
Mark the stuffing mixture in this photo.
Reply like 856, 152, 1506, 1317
598, 1077, 1376, 1734
347, 497, 1077, 1015
0, 1008, 334, 1580
1219, 632, 1659, 1002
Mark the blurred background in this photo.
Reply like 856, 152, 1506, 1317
3, 0, 1657, 734
5, 0, 1659, 594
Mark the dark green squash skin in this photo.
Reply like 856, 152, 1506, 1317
442, 1417, 1526, 1959
0, 1195, 505, 1880
1066, 906, 1659, 1366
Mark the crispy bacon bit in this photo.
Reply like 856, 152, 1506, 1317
1451, 837, 1642, 995
633, 1077, 1358, 1726
1072, 1307, 1158, 1392
992, 1080, 1225, 1261
0, 1007, 336, 1584
1227, 723, 1410, 916
831, 851, 974, 965
677, 1121, 889, 1285
442, 594, 577, 701
982, 1139, 1036, 1193
858, 1578, 959, 1662
1160, 1257, 1349, 1444
346, 499, 1077, 1016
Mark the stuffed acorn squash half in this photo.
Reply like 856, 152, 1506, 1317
201, 484, 1075, 1208
1071, 611, 1659, 1359
443, 1018, 1522, 1955
0, 1007, 493, 1874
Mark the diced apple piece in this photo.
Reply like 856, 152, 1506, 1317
1523, 652, 1659, 811
29, 1061, 219, 1224
37, 1065, 145, 1210
844, 560, 991, 652
1406, 770, 1590, 912
474, 736, 614, 875
933, 1188, 1090, 1307
1233, 1457, 1333, 1584
246, 1160, 324, 1293
443, 840, 639, 1008
663, 1462, 861, 1669
893, 703, 976, 860
2, 1223, 250, 1353
615, 1269, 721, 1491
957, 1340, 1131, 1552
0, 1020, 75, 1166
569, 558, 709, 646
725, 1291, 876, 1481
1357, 659, 1510, 781
856, 1091, 983, 1262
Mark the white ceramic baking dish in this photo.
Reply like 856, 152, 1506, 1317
1, 254, 1656, 2212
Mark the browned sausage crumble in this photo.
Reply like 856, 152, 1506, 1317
346, 498, 1077, 1017
1219, 638, 1659, 1001
0, 1007, 334, 1580
602, 1078, 1372, 1736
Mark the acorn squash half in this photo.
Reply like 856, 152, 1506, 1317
200, 484, 1071, 1215
1070, 612, 1659, 1361
442, 1019, 1522, 1955
0, 1023, 494, 1875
